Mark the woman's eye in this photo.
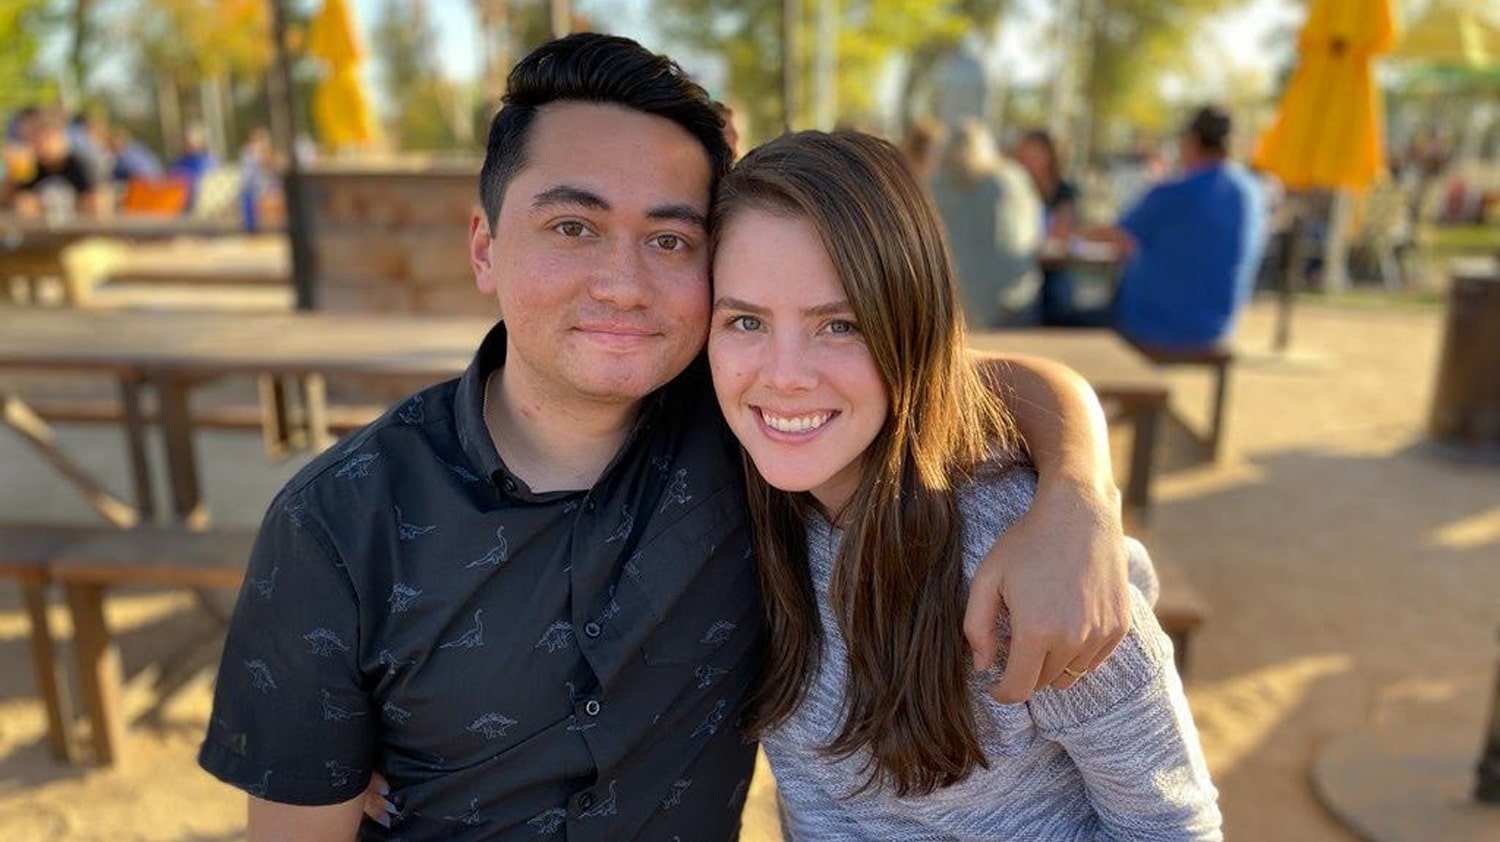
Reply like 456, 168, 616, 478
730, 315, 763, 332
826, 319, 859, 335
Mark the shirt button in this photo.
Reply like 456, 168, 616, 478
583, 499, 596, 513
578, 792, 595, 810
584, 699, 601, 717
583, 621, 602, 638
502, 477, 517, 493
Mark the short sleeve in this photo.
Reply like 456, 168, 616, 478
198, 485, 374, 806
1119, 185, 1166, 251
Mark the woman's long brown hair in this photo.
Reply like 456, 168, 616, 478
711, 131, 1022, 797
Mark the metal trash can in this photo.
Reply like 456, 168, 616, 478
1428, 267, 1500, 457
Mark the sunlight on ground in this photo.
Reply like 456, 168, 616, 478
1190, 654, 1353, 776
1429, 506, 1500, 551
0, 590, 192, 643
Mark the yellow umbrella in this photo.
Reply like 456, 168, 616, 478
1389, 1, 1500, 70
306, 0, 377, 151
1253, 0, 1397, 192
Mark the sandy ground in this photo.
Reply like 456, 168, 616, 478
1, 296, 1497, 840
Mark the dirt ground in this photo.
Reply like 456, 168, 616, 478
1, 296, 1497, 841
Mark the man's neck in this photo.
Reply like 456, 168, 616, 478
484, 366, 642, 493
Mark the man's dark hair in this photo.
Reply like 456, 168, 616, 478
478, 33, 730, 224
1184, 105, 1232, 155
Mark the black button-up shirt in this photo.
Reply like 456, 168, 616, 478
200, 322, 764, 840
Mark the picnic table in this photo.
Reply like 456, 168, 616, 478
1, 312, 1169, 528
0, 216, 262, 305
971, 329, 1170, 522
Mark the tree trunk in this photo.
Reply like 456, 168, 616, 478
157, 76, 183, 161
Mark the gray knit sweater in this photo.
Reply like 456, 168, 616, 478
761, 468, 1223, 840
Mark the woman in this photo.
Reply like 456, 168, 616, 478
1016, 128, 1082, 325
929, 121, 1043, 328
707, 131, 1221, 839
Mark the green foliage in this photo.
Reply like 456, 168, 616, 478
1082, 0, 1237, 143
372, 0, 467, 150
660, 0, 1008, 143
0, 0, 63, 112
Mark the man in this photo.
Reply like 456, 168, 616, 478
199, 34, 1130, 840
1091, 105, 1266, 349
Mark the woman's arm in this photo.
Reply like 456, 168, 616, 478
1032, 586, 1223, 840
968, 352, 1130, 703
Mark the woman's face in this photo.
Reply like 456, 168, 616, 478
708, 209, 889, 517
1015, 138, 1050, 186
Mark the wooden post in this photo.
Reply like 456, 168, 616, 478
782, 0, 802, 131
1478, 628, 1500, 803
270, 0, 318, 311
1428, 268, 1500, 453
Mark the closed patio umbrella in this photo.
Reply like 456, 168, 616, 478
306, 0, 377, 151
1253, 0, 1396, 328
1254, 0, 1396, 192
1389, 1, 1500, 71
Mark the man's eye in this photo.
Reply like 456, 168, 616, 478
653, 233, 686, 251
555, 221, 587, 237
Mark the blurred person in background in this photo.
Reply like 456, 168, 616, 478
899, 117, 945, 184
1015, 129, 1081, 325
108, 126, 165, 183
1086, 105, 1266, 350
930, 120, 1043, 328
169, 124, 217, 211
8, 109, 106, 219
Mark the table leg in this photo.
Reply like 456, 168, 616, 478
302, 373, 331, 453
1125, 403, 1162, 525
257, 373, 291, 459
63, 582, 126, 767
0, 393, 138, 528
117, 374, 156, 522
20, 580, 76, 763
153, 375, 210, 530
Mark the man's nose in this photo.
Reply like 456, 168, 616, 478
589, 240, 651, 308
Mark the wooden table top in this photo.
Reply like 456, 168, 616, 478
1, 217, 257, 252
0, 308, 492, 378
0, 310, 1164, 402
970, 329, 1168, 402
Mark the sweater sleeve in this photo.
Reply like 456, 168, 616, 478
1025, 589, 1223, 840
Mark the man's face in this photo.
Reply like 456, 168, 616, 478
470, 102, 714, 409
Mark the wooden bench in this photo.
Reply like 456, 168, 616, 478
0, 525, 120, 762
1152, 559, 1207, 674
1, 525, 256, 766
1128, 341, 1235, 461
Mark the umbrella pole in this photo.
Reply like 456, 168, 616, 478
271, 0, 317, 312
1274, 197, 1307, 352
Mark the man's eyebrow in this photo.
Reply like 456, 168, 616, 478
646, 204, 707, 230
531, 185, 610, 211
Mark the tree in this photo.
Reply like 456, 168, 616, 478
1077, 0, 1239, 153
372, 0, 477, 150
659, 0, 1010, 143
0, 0, 64, 112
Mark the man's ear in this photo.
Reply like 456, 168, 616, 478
471, 207, 496, 294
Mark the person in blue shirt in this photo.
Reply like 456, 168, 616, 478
1092, 105, 1266, 349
